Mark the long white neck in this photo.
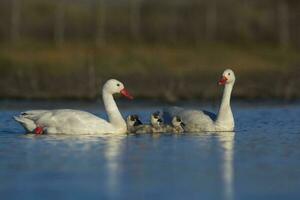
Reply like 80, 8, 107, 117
102, 90, 126, 129
215, 82, 234, 131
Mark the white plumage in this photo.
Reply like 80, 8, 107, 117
14, 79, 133, 135
164, 69, 236, 132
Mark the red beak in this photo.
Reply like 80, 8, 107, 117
218, 76, 228, 85
120, 88, 133, 99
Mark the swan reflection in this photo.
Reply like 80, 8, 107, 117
216, 131, 235, 200
103, 134, 126, 198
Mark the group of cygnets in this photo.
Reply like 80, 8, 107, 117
126, 112, 185, 134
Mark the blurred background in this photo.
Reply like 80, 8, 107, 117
0, 0, 299, 101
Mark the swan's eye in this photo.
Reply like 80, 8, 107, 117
228, 73, 231, 76
117, 83, 120, 87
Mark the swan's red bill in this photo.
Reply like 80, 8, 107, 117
120, 88, 133, 99
218, 76, 228, 85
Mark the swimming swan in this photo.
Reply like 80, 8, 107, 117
14, 79, 133, 135
164, 69, 235, 132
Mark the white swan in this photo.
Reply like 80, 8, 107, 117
14, 79, 133, 135
164, 69, 235, 132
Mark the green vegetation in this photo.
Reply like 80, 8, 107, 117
0, 42, 299, 101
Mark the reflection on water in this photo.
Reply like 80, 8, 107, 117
103, 135, 126, 199
216, 132, 235, 200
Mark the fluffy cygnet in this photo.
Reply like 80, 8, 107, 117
169, 116, 185, 134
126, 114, 152, 134
126, 112, 164, 134
150, 111, 164, 133
126, 114, 143, 133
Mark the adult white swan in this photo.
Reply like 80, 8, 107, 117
14, 79, 133, 135
164, 69, 235, 132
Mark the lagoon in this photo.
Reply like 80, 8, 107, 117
0, 101, 300, 200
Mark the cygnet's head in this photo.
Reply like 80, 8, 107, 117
126, 114, 142, 127
151, 111, 163, 126
103, 79, 133, 99
218, 69, 235, 85
172, 116, 185, 128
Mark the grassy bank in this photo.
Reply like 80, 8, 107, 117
0, 42, 299, 101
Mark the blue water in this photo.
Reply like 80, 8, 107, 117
1, 101, 300, 200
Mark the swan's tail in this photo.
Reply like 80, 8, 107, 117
13, 116, 37, 132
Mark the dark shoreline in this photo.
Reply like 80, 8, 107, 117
1, 71, 299, 102
1, 98, 299, 111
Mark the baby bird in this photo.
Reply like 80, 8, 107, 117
127, 112, 174, 134
150, 111, 164, 133
134, 111, 164, 134
170, 116, 185, 134
126, 114, 143, 133
134, 112, 163, 134
153, 116, 185, 134
126, 114, 152, 134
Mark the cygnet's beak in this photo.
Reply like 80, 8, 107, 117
120, 88, 133, 99
134, 119, 143, 126
218, 76, 228, 85
180, 122, 186, 127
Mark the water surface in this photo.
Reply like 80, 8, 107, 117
0, 101, 300, 200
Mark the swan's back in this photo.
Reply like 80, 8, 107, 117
43, 109, 115, 134
177, 110, 215, 132
17, 109, 115, 134
164, 107, 215, 132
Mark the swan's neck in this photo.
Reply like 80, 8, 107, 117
102, 90, 126, 130
215, 83, 234, 131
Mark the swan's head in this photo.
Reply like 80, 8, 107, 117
151, 111, 163, 126
218, 69, 235, 85
172, 116, 185, 128
126, 114, 142, 127
103, 79, 133, 99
